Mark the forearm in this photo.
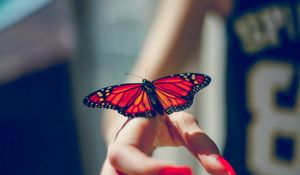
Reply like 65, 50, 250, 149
102, 0, 209, 144
131, 0, 209, 79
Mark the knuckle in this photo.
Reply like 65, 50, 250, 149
182, 112, 198, 125
107, 144, 122, 166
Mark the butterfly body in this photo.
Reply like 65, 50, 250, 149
141, 79, 165, 115
83, 73, 211, 118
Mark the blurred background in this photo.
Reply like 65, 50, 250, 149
4, 0, 298, 175
0, 0, 225, 175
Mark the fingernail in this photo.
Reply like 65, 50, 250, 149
116, 171, 125, 175
217, 156, 237, 175
160, 166, 192, 175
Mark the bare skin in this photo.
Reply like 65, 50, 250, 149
102, 112, 230, 175
100, 0, 234, 174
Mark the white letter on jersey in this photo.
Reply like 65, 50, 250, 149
247, 60, 300, 175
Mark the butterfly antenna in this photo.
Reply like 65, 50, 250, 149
124, 73, 143, 79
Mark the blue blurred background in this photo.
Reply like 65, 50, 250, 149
0, 0, 159, 174
2, 0, 299, 175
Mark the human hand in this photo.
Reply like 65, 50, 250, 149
101, 112, 236, 175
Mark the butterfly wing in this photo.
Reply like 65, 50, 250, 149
83, 83, 156, 118
153, 73, 211, 115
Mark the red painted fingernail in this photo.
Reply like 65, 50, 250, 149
160, 166, 192, 175
116, 170, 125, 175
217, 156, 237, 175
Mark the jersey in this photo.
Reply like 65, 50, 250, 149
225, 0, 300, 174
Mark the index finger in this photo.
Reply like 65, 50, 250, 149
168, 112, 236, 175
113, 116, 159, 154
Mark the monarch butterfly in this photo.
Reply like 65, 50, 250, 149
83, 73, 211, 118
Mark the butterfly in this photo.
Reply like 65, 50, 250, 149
83, 73, 211, 118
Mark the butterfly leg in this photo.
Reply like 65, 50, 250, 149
114, 118, 132, 142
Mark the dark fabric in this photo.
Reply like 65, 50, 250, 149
225, 0, 300, 174
0, 63, 82, 175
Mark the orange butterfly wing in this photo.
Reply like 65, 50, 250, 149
83, 83, 156, 117
153, 73, 211, 114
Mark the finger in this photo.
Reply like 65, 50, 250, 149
100, 158, 120, 175
170, 112, 236, 175
113, 116, 161, 154
186, 132, 234, 175
108, 143, 172, 175
109, 117, 176, 175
